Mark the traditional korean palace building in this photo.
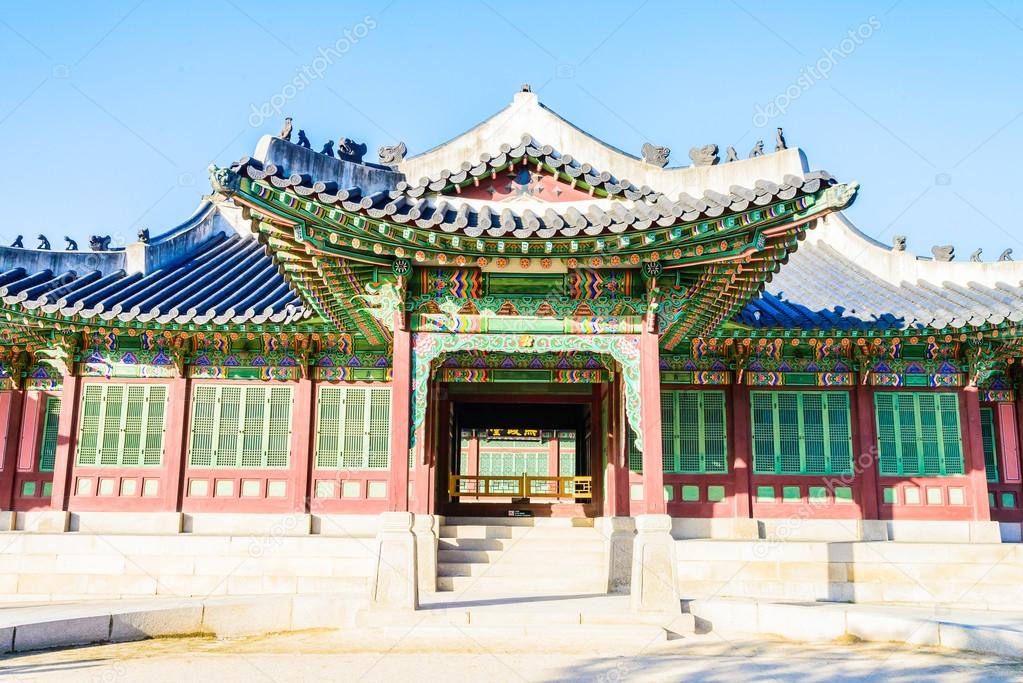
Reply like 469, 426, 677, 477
2, 87, 1022, 546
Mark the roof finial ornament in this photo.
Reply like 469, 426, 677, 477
748, 140, 764, 158
893, 235, 907, 251
320, 140, 335, 157
278, 117, 293, 142
1000, 248, 1014, 262
89, 235, 112, 251
970, 248, 982, 262
10, 235, 23, 248
378, 141, 407, 167
296, 130, 311, 149
725, 146, 738, 163
37, 234, 50, 250
931, 245, 955, 262
641, 143, 670, 168
520, 83, 532, 92
775, 127, 787, 151
338, 137, 367, 163
138, 228, 150, 244
688, 144, 719, 167
64, 236, 78, 251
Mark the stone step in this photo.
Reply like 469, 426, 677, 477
443, 517, 596, 528
436, 575, 608, 593
438, 525, 605, 540
373, 623, 670, 650
438, 561, 608, 579
437, 538, 511, 551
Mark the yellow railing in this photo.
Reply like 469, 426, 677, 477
449, 474, 593, 500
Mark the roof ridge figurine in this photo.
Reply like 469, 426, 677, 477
37, 234, 50, 250
1000, 248, 1013, 262
893, 235, 907, 251
138, 228, 150, 244
932, 245, 954, 262
970, 248, 982, 262
688, 144, 719, 167
775, 127, 787, 151
320, 140, 335, 157
90, 235, 111, 251
748, 140, 764, 158
10, 235, 23, 248
64, 236, 78, 251
338, 137, 366, 163
279, 117, 293, 142
725, 146, 738, 163
641, 142, 670, 167
378, 141, 407, 166
297, 130, 311, 148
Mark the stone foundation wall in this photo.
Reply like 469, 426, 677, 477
0, 531, 376, 602
676, 539, 1023, 611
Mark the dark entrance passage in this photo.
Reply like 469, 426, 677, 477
439, 387, 601, 517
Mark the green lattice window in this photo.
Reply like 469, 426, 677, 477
314, 386, 391, 470
874, 392, 964, 477
189, 385, 293, 469
76, 385, 168, 467
751, 391, 853, 475
980, 407, 999, 482
661, 390, 728, 474
37, 397, 61, 472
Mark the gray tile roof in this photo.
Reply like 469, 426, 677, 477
738, 240, 1023, 331
0, 206, 309, 326
232, 142, 835, 239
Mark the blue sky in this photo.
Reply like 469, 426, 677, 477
1, 1, 1021, 259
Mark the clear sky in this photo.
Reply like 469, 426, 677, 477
1, 1, 1021, 259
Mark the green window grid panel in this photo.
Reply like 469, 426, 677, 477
664, 390, 728, 475
76, 385, 168, 467
189, 385, 294, 469
980, 407, 999, 482
37, 397, 61, 472
874, 392, 965, 477
629, 390, 728, 474
314, 386, 391, 470
750, 391, 852, 475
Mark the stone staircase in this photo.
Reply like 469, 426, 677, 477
436, 517, 610, 595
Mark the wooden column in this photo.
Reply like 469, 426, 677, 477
389, 313, 412, 512
608, 377, 631, 516
411, 381, 435, 514
729, 384, 753, 518
48, 375, 82, 511
289, 376, 314, 513
999, 401, 1022, 484
638, 323, 665, 515
548, 433, 560, 478
962, 387, 993, 521
161, 376, 190, 512
853, 382, 880, 520
0, 390, 24, 510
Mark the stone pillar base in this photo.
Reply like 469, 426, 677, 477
413, 513, 439, 593
597, 516, 635, 594
370, 511, 418, 610
630, 513, 679, 612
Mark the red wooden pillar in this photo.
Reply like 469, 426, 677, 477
588, 383, 603, 508
48, 375, 82, 511
0, 391, 24, 509
548, 434, 560, 478
388, 314, 412, 512
730, 384, 753, 518
161, 376, 189, 511
962, 387, 993, 521
853, 382, 880, 520
411, 380, 435, 514
638, 324, 665, 515
290, 376, 314, 512
1000, 401, 1022, 485
605, 376, 631, 516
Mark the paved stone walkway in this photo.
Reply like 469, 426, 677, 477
2, 632, 1022, 682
